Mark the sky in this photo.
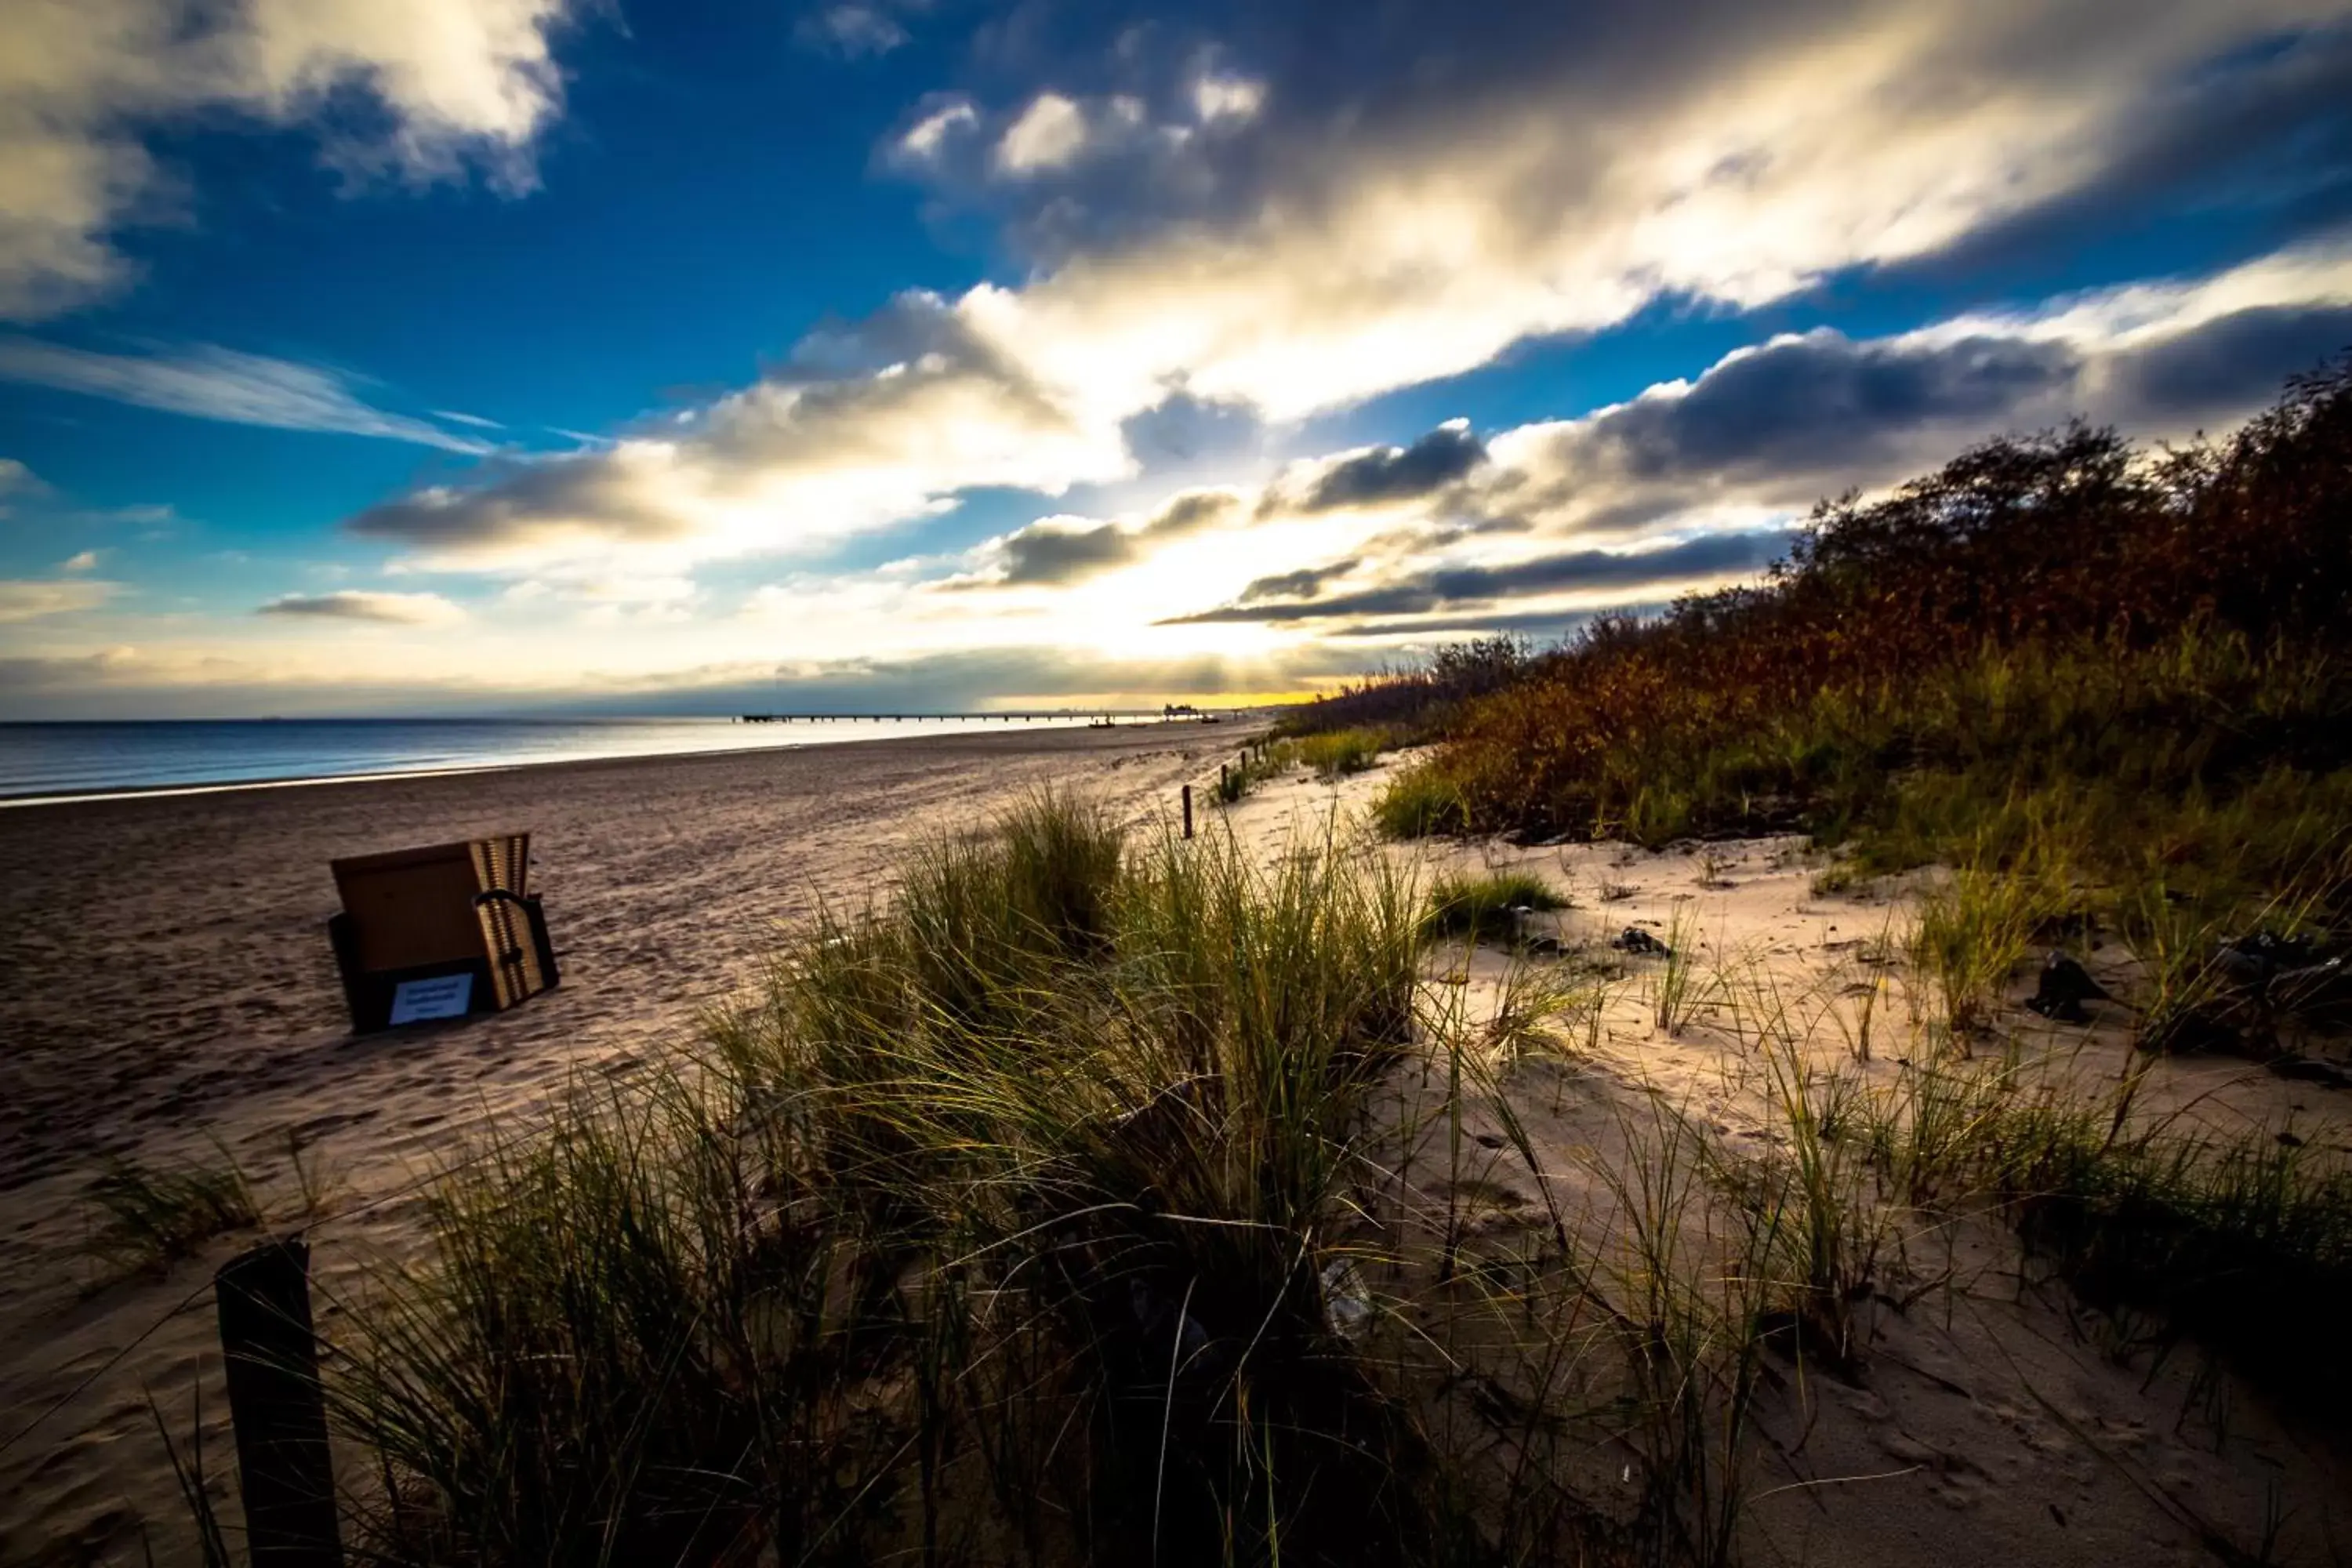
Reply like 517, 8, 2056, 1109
2, 0, 2350, 718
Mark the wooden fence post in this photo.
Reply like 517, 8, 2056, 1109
216, 1238, 343, 1568
1181, 784, 1194, 840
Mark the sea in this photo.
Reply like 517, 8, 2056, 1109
0, 715, 1112, 804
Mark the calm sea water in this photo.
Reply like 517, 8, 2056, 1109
0, 716, 1109, 803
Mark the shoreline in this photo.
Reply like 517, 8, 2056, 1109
0, 715, 1235, 810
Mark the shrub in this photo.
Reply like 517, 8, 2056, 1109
1421, 870, 1565, 944
1294, 726, 1388, 779
1379, 363, 2352, 932
1373, 761, 1468, 837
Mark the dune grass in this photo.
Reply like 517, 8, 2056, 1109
1293, 726, 1388, 779
147, 782, 2350, 1566
325, 792, 1468, 1566
1421, 869, 1565, 944
1373, 761, 1468, 837
1214, 735, 1298, 802
83, 1152, 259, 1276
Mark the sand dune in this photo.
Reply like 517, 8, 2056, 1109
0, 724, 1234, 1566
5, 731, 2347, 1565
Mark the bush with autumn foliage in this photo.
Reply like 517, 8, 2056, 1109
1378, 362, 2352, 898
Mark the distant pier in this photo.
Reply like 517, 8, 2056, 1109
735, 709, 1241, 724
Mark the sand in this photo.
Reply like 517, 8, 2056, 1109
0, 724, 1232, 1566
1227, 764, 2352, 1566
5, 731, 2348, 1564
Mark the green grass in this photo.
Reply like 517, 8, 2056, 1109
1293, 726, 1388, 779
84, 1152, 259, 1275
1906, 856, 2080, 1042
1372, 760, 1467, 837
1855, 1054, 2352, 1414
1421, 870, 1564, 944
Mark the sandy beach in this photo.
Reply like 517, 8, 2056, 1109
0, 724, 1239, 1565
7, 726, 2350, 1565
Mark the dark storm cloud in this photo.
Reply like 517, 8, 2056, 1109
971, 486, 1241, 587
1886, 25, 2352, 285
1595, 332, 2083, 481
1120, 389, 1264, 469
1160, 530, 1787, 625
348, 451, 688, 551
1287, 423, 1487, 512
2104, 303, 2352, 425
1236, 557, 1359, 602
996, 519, 1138, 584
256, 590, 461, 625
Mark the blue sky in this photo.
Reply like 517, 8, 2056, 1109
2, 0, 2350, 717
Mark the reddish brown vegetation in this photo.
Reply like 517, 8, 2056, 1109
1385, 362, 2352, 848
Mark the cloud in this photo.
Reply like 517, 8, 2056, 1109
0, 0, 579, 319
431, 408, 504, 430
1276, 422, 1488, 514
1453, 246, 2352, 541
960, 486, 1241, 587
996, 93, 1093, 174
348, 291, 1129, 570
0, 578, 114, 621
1885, 24, 2352, 285
257, 589, 465, 624
342, 5, 2352, 586
1119, 389, 1262, 470
0, 338, 495, 448
877, 0, 2352, 422
797, 3, 913, 58
58, 550, 101, 571
992, 517, 1138, 586
1162, 532, 1788, 625
0, 456, 45, 517
1236, 558, 1360, 603
893, 97, 980, 165
2098, 303, 2352, 423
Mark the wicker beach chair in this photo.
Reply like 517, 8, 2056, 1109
326, 833, 560, 1033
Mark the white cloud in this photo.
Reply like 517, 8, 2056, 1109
0, 456, 45, 517
0, 0, 576, 319
0, 338, 495, 448
348, 292, 1132, 571
1191, 75, 1265, 125
256, 589, 466, 624
322, 4, 2352, 605
797, 3, 910, 58
894, 99, 978, 166
994, 93, 1091, 175
887, 0, 2352, 423
59, 550, 102, 572
431, 408, 503, 430
0, 578, 114, 622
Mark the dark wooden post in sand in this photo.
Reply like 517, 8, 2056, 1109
216, 1238, 343, 1568
1181, 784, 1194, 840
